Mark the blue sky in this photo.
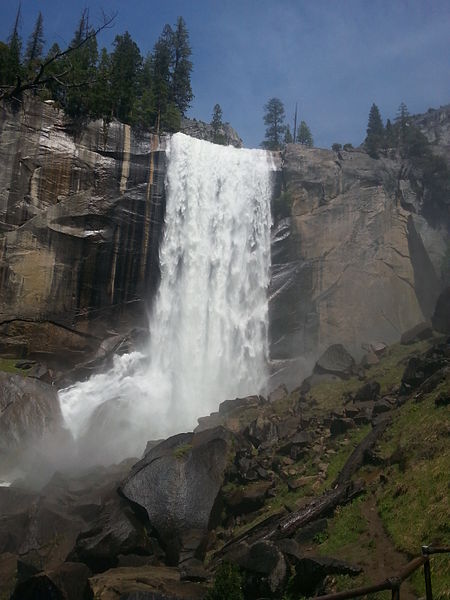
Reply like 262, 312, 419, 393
1, 0, 449, 148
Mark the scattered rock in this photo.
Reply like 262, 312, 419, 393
372, 399, 393, 417
314, 344, 355, 379
223, 481, 272, 515
279, 431, 313, 456
354, 381, 380, 402
401, 353, 447, 391
400, 321, 433, 345
371, 342, 387, 356
287, 475, 317, 491
276, 416, 302, 440
329, 418, 355, 436
361, 350, 380, 367
245, 415, 278, 447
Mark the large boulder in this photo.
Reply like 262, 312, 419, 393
120, 427, 236, 565
314, 344, 355, 379
228, 540, 288, 598
400, 321, 433, 345
71, 496, 155, 572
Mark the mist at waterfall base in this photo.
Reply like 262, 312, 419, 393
58, 133, 275, 467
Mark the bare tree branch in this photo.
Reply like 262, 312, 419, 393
0, 12, 117, 101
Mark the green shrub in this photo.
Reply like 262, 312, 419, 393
205, 562, 244, 600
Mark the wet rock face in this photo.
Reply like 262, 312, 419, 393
269, 140, 447, 379
0, 373, 66, 473
0, 98, 166, 367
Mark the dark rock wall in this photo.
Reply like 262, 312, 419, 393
0, 99, 166, 367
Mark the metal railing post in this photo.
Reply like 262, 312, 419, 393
422, 546, 433, 600
391, 585, 400, 600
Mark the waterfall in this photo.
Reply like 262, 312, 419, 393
59, 133, 274, 465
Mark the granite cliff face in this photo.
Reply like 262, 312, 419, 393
0, 98, 448, 383
269, 117, 449, 383
0, 98, 167, 369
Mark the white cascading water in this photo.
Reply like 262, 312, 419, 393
59, 133, 274, 465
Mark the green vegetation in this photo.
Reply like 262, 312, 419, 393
0, 358, 27, 375
317, 496, 368, 555
318, 425, 371, 491
205, 562, 244, 600
261, 97, 286, 150
173, 442, 193, 459
366, 103, 384, 158
211, 103, 227, 145
0, 10, 193, 134
297, 120, 313, 147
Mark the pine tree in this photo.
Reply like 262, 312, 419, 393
4, 5, 22, 87
90, 47, 112, 121
24, 12, 44, 74
297, 120, 313, 147
132, 52, 155, 129
395, 102, 410, 128
284, 125, 293, 144
211, 103, 226, 144
261, 97, 285, 150
170, 17, 193, 116
110, 31, 142, 123
384, 118, 396, 148
211, 103, 223, 132
152, 25, 173, 130
365, 103, 384, 157
64, 10, 99, 120
37, 42, 62, 102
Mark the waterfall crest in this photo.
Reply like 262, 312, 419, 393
59, 133, 274, 464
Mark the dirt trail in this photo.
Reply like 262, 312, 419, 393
359, 493, 418, 600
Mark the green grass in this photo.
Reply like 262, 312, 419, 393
0, 358, 28, 375
316, 495, 369, 555
376, 379, 450, 598
173, 443, 192, 459
318, 425, 371, 491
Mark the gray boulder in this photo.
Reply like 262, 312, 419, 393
120, 427, 235, 565
400, 321, 433, 344
314, 344, 355, 379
